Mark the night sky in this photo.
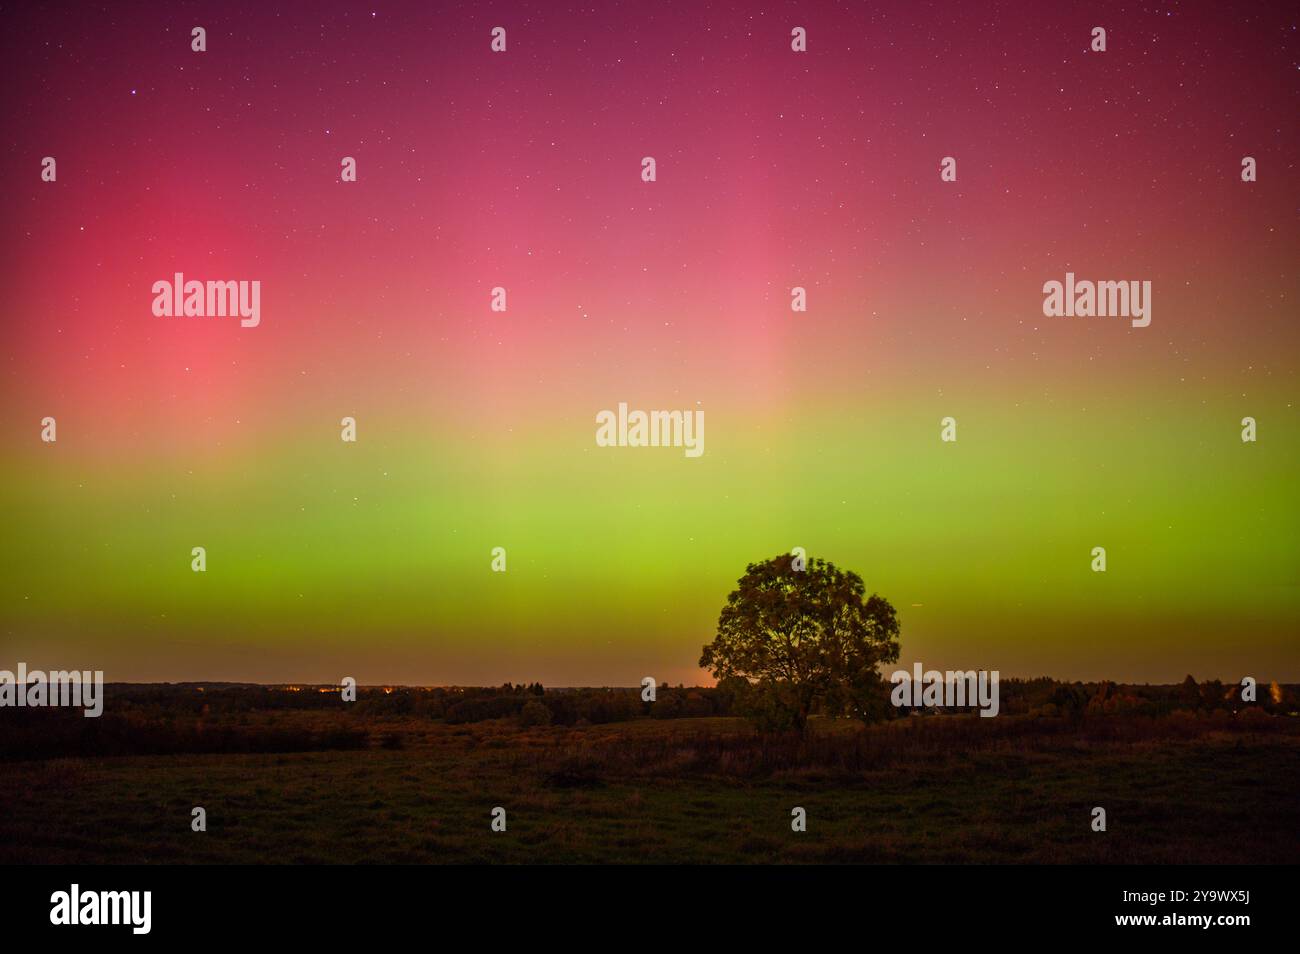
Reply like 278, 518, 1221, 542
2, 1, 1297, 685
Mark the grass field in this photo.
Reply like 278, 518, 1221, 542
3, 711, 1297, 864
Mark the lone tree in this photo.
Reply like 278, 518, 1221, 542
700, 554, 900, 732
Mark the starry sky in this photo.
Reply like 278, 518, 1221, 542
1, 0, 1297, 685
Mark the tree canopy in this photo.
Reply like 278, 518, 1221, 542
699, 554, 900, 731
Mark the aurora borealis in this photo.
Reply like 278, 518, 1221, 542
1, 1, 1296, 685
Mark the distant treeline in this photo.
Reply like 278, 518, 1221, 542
18, 675, 1299, 722
0, 704, 368, 761
343, 675, 1297, 723
1, 676, 1293, 760
86, 682, 728, 725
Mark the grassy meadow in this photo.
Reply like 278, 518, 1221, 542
2, 694, 1297, 864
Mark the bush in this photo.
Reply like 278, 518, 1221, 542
519, 700, 552, 727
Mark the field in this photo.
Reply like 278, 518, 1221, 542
3, 701, 1298, 864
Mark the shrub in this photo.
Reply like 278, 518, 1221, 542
519, 700, 552, 727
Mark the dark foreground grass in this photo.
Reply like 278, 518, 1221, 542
1, 714, 1296, 863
